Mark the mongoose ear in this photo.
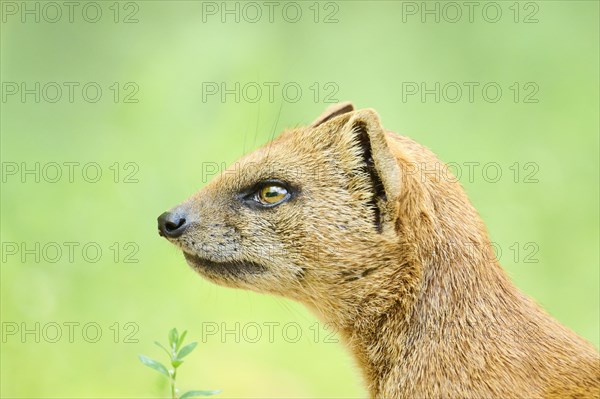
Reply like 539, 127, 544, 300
310, 101, 355, 128
345, 109, 401, 232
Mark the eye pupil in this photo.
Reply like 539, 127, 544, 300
259, 184, 288, 205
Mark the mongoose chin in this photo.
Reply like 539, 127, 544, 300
158, 102, 599, 399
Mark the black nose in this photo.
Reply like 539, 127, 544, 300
157, 211, 188, 238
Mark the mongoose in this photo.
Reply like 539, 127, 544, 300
157, 102, 600, 398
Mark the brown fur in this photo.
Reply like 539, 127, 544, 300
159, 103, 600, 398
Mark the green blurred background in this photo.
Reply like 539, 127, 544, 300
1, 1, 598, 397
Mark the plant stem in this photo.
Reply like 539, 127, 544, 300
171, 345, 178, 399
171, 368, 177, 399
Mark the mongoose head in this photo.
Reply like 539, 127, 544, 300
157, 102, 464, 320
159, 103, 600, 399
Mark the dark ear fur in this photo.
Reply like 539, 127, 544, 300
310, 101, 354, 127
345, 109, 401, 232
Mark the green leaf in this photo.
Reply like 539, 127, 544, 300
176, 330, 188, 351
168, 328, 179, 349
138, 355, 170, 379
180, 389, 222, 398
154, 341, 171, 357
171, 359, 183, 368
176, 342, 198, 360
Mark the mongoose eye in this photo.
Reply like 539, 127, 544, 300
240, 179, 294, 208
258, 184, 289, 205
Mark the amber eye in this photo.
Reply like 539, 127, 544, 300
258, 184, 289, 205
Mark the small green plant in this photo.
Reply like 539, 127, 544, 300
139, 328, 221, 399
